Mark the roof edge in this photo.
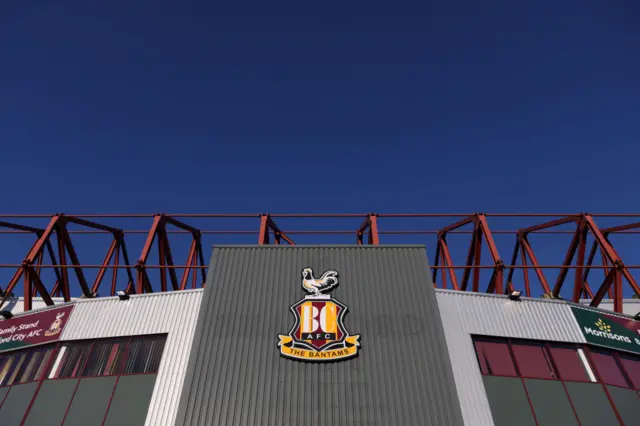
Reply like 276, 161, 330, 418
71, 288, 204, 304
2, 289, 204, 317
435, 289, 639, 320
211, 244, 427, 248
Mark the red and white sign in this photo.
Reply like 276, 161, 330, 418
0, 305, 75, 353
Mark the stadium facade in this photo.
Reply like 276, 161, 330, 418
0, 245, 638, 425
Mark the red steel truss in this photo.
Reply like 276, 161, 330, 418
0, 213, 639, 313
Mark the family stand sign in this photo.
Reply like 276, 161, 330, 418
0, 305, 75, 353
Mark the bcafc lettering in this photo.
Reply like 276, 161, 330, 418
303, 333, 335, 340
300, 302, 338, 340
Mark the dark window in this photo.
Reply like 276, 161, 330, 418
124, 335, 166, 374
82, 338, 128, 377
473, 338, 640, 426
0, 334, 167, 388
548, 345, 592, 382
0, 353, 10, 386
0, 350, 28, 386
473, 337, 517, 377
511, 341, 557, 380
618, 353, 640, 390
589, 349, 630, 388
14, 345, 57, 384
50, 342, 92, 379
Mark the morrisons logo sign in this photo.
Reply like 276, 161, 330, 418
583, 318, 633, 343
571, 307, 640, 354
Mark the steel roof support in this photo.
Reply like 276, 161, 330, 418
356, 214, 380, 245
507, 214, 639, 312
0, 215, 133, 311
136, 214, 207, 294
432, 236, 458, 290
0, 222, 45, 303
258, 214, 295, 245
1, 213, 640, 313
180, 238, 204, 290
583, 221, 640, 301
433, 214, 504, 294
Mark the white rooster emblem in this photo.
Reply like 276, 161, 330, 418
301, 267, 339, 296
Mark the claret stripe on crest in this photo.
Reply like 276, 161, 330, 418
297, 300, 343, 349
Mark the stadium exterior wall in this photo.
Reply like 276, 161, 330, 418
174, 245, 465, 426
1, 290, 203, 426
2, 245, 639, 425
435, 290, 587, 426
60, 289, 204, 426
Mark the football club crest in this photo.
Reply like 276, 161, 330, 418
44, 312, 66, 337
277, 268, 361, 362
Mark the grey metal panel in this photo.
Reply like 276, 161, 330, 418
523, 379, 579, 426
481, 376, 535, 426
23, 379, 79, 426
2, 297, 71, 315
104, 375, 159, 426
564, 382, 619, 426
0, 382, 39, 426
64, 376, 117, 426
606, 385, 640, 426
60, 289, 203, 426
435, 290, 587, 426
436, 291, 587, 343
0, 387, 8, 408
175, 245, 464, 426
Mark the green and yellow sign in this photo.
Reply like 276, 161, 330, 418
571, 306, 640, 354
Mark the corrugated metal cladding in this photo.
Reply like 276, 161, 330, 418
60, 289, 203, 426
174, 245, 464, 426
579, 299, 640, 317
3, 297, 71, 315
435, 290, 588, 426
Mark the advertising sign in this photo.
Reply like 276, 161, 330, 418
0, 305, 74, 353
277, 267, 361, 362
571, 306, 640, 354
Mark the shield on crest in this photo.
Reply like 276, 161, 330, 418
277, 268, 361, 362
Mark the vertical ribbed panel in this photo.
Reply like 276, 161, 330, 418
60, 289, 203, 426
175, 245, 464, 426
435, 290, 587, 426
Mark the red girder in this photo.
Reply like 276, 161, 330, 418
135, 214, 207, 294
506, 214, 640, 311
432, 214, 504, 294
0, 221, 44, 298
0, 215, 134, 311
258, 214, 295, 245
1, 213, 640, 313
357, 214, 380, 245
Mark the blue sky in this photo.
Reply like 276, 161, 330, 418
1, 1, 640, 299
